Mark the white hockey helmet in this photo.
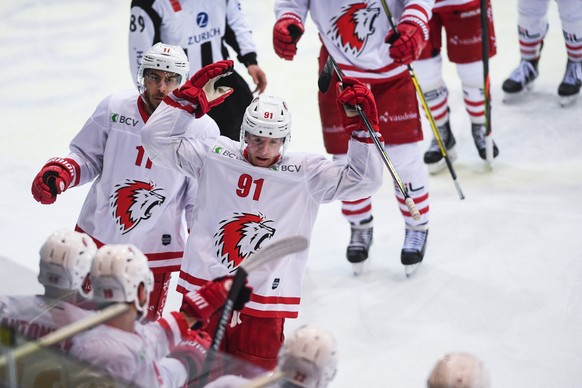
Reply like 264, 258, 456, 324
277, 325, 338, 388
240, 95, 292, 156
90, 244, 154, 316
137, 42, 189, 92
38, 229, 97, 292
427, 352, 490, 388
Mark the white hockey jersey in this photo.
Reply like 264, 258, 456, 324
141, 96, 384, 319
129, 0, 258, 86
70, 312, 189, 388
275, 0, 434, 83
0, 295, 93, 352
65, 89, 219, 273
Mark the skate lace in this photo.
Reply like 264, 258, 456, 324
402, 229, 427, 251
472, 124, 486, 149
349, 226, 373, 248
509, 60, 537, 85
563, 61, 582, 86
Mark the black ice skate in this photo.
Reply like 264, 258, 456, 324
401, 227, 428, 277
423, 120, 457, 174
502, 59, 539, 102
346, 216, 373, 276
558, 60, 582, 107
471, 124, 499, 160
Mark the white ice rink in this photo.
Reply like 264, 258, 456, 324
1, 1, 581, 386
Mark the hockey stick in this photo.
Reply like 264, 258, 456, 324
318, 54, 421, 220
379, 0, 465, 200
480, 0, 495, 164
242, 370, 286, 388
199, 236, 309, 384
0, 303, 129, 368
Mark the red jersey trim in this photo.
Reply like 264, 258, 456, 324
241, 306, 299, 319
169, 0, 182, 12
137, 96, 151, 123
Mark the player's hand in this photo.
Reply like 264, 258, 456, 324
273, 13, 304, 60
173, 60, 235, 117
31, 157, 76, 204
336, 77, 379, 134
180, 276, 252, 327
169, 330, 211, 378
385, 18, 428, 65
248, 64, 267, 94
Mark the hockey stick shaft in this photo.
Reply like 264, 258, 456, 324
321, 55, 420, 220
0, 303, 129, 368
380, 0, 465, 200
480, 0, 495, 163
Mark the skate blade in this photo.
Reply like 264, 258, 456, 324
404, 263, 421, 277
426, 148, 457, 175
352, 260, 367, 276
559, 95, 578, 107
502, 84, 533, 103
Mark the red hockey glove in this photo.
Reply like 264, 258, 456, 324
180, 276, 252, 327
336, 77, 379, 134
385, 18, 428, 65
169, 330, 211, 379
173, 60, 235, 118
273, 13, 304, 60
31, 157, 76, 204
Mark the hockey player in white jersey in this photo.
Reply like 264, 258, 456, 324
129, 0, 267, 140
273, 0, 432, 275
502, 0, 582, 106
70, 243, 252, 387
0, 229, 97, 352
141, 60, 384, 371
427, 352, 490, 388
31, 43, 220, 321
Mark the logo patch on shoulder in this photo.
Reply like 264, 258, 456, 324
272, 278, 280, 290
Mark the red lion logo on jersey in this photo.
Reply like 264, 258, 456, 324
214, 212, 276, 272
328, 2, 380, 56
110, 179, 166, 234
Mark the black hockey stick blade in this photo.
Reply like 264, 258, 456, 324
318, 55, 334, 93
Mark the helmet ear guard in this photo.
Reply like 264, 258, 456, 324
240, 95, 292, 158
90, 244, 154, 317
38, 229, 97, 292
137, 43, 190, 93
277, 325, 338, 388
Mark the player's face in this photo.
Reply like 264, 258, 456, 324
142, 69, 180, 112
245, 134, 284, 167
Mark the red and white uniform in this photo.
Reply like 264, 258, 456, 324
275, 0, 431, 228
141, 98, 384, 319
414, 0, 496, 128
70, 312, 189, 388
275, 0, 433, 83
0, 295, 93, 352
515, 0, 582, 62
64, 89, 218, 274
